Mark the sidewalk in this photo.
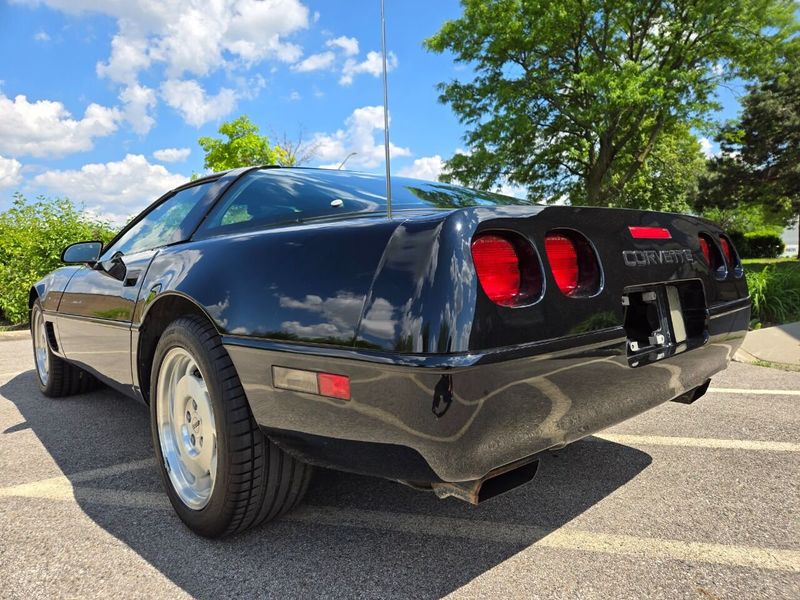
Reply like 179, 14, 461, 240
735, 322, 800, 368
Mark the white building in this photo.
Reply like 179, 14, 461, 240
783, 222, 799, 257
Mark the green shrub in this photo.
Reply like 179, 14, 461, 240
746, 264, 800, 326
0, 194, 117, 324
728, 229, 785, 259
743, 229, 785, 259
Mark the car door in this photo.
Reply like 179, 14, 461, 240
56, 181, 217, 390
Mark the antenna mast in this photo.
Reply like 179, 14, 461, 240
380, 0, 393, 219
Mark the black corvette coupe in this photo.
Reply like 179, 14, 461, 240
30, 166, 750, 537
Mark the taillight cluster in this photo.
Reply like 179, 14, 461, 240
471, 229, 601, 307
698, 233, 742, 278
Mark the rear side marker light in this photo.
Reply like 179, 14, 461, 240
629, 226, 672, 239
317, 372, 351, 400
272, 366, 351, 400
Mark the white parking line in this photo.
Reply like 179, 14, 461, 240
287, 506, 800, 573
593, 433, 800, 452
708, 387, 800, 396
0, 458, 153, 499
0, 459, 798, 573
1, 482, 797, 573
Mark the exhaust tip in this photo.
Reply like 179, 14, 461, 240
477, 460, 539, 503
431, 459, 539, 505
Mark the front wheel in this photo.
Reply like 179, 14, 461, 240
150, 316, 312, 537
30, 300, 96, 397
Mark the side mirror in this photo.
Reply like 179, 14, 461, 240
61, 241, 103, 264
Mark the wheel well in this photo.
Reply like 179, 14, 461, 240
28, 287, 39, 312
137, 295, 216, 404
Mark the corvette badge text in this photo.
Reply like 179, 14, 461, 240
623, 249, 695, 267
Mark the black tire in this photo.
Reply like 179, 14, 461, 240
150, 316, 312, 537
30, 299, 97, 397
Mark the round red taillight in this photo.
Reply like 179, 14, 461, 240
544, 234, 579, 295
720, 237, 734, 266
699, 237, 712, 265
471, 234, 521, 306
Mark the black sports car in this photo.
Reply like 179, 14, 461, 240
29, 167, 750, 537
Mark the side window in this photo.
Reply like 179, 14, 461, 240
101, 182, 212, 258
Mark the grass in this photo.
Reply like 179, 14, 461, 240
742, 257, 799, 267
743, 258, 800, 327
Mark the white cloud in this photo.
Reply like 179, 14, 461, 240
161, 79, 237, 127
25, 0, 310, 129
0, 93, 121, 158
310, 105, 411, 170
398, 155, 445, 181
291, 51, 335, 73
289, 90, 301, 101
33, 30, 50, 42
153, 147, 191, 163
31, 0, 310, 78
326, 35, 359, 56
699, 136, 716, 158
96, 28, 151, 84
340, 50, 396, 86
119, 83, 157, 135
31, 154, 187, 221
0, 155, 23, 189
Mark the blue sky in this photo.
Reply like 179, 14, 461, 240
0, 0, 742, 222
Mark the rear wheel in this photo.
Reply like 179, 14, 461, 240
30, 300, 97, 397
150, 316, 312, 537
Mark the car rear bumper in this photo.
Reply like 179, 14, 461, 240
223, 299, 749, 483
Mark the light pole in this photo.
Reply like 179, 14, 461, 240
337, 152, 357, 170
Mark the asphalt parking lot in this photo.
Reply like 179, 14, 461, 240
0, 334, 798, 599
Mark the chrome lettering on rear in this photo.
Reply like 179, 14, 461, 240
623, 249, 694, 267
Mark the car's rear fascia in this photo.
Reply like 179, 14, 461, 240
222, 291, 748, 484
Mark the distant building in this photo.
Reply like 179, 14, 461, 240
783, 222, 799, 257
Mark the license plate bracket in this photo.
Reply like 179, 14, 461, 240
623, 281, 708, 367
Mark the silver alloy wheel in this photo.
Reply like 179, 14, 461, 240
32, 307, 49, 386
156, 346, 218, 510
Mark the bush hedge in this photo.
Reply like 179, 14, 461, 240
0, 195, 116, 324
729, 229, 785, 259
745, 261, 800, 326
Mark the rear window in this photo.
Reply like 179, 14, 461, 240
195, 168, 529, 237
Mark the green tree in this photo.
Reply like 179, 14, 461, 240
426, 0, 796, 206
0, 195, 116, 324
198, 115, 297, 171
700, 57, 800, 256
606, 124, 706, 212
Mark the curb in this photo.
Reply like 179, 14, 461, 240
0, 330, 31, 341
732, 347, 759, 365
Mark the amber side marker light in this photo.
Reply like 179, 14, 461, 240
272, 366, 351, 400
